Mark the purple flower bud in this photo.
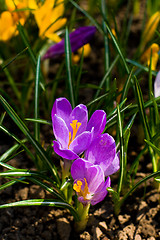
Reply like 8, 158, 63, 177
154, 70, 160, 98
42, 26, 96, 60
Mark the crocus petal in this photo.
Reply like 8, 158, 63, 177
154, 70, 160, 98
104, 153, 120, 176
86, 110, 106, 138
42, 26, 96, 60
87, 165, 104, 193
53, 141, 79, 160
51, 98, 72, 128
69, 26, 96, 52
71, 158, 93, 179
52, 115, 69, 148
69, 104, 88, 134
85, 133, 116, 174
90, 177, 111, 205
69, 131, 92, 155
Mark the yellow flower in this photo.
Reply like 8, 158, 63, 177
0, 11, 17, 41
0, 0, 35, 41
5, 0, 38, 10
33, 0, 67, 42
72, 43, 91, 63
141, 11, 160, 50
141, 43, 159, 71
5, 0, 33, 25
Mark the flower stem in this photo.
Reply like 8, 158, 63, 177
74, 202, 90, 232
62, 158, 72, 181
61, 159, 72, 201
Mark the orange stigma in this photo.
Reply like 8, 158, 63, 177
73, 178, 90, 200
68, 120, 81, 148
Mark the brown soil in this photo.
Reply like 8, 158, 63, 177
0, 169, 160, 240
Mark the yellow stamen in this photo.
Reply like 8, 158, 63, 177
68, 120, 81, 148
73, 180, 82, 192
73, 178, 90, 200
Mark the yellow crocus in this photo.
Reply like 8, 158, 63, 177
141, 43, 159, 71
72, 43, 91, 63
33, 0, 67, 42
141, 11, 160, 51
5, 0, 34, 25
5, 0, 38, 10
0, 0, 35, 41
0, 11, 17, 41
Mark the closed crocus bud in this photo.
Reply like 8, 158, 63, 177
141, 43, 159, 71
42, 26, 96, 60
141, 12, 160, 50
154, 70, 160, 98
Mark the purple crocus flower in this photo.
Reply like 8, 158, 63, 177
84, 133, 120, 176
51, 97, 106, 160
42, 26, 96, 60
71, 158, 111, 205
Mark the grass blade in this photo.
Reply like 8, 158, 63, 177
0, 125, 35, 161
133, 76, 151, 139
0, 95, 60, 184
65, 27, 75, 108
0, 199, 79, 221
0, 140, 27, 162
34, 55, 41, 141
116, 104, 125, 195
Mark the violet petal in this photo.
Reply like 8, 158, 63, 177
71, 158, 93, 179
104, 152, 120, 176
69, 131, 92, 155
51, 98, 72, 128
86, 110, 106, 138
85, 133, 116, 174
53, 140, 79, 160
69, 104, 88, 134
52, 115, 69, 148
90, 177, 111, 205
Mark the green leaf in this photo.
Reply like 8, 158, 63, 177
133, 76, 151, 140
25, 118, 51, 125
117, 104, 125, 195
0, 140, 26, 163
94, 55, 119, 99
118, 170, 160, 211
34, 55, 41, 141
60, 178, 72, 191
70, 0, 103, 34
17, 23, 45, 91
126, 58, 157, 76
86, 92, 110, 107
145, 139, 160, 155
0, 178, 26, 191
0, 199, 79, 221
0, 95, 60, 184
0, 125, 35, 161
29, 177, 64, 201
65, 27, 75, 108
